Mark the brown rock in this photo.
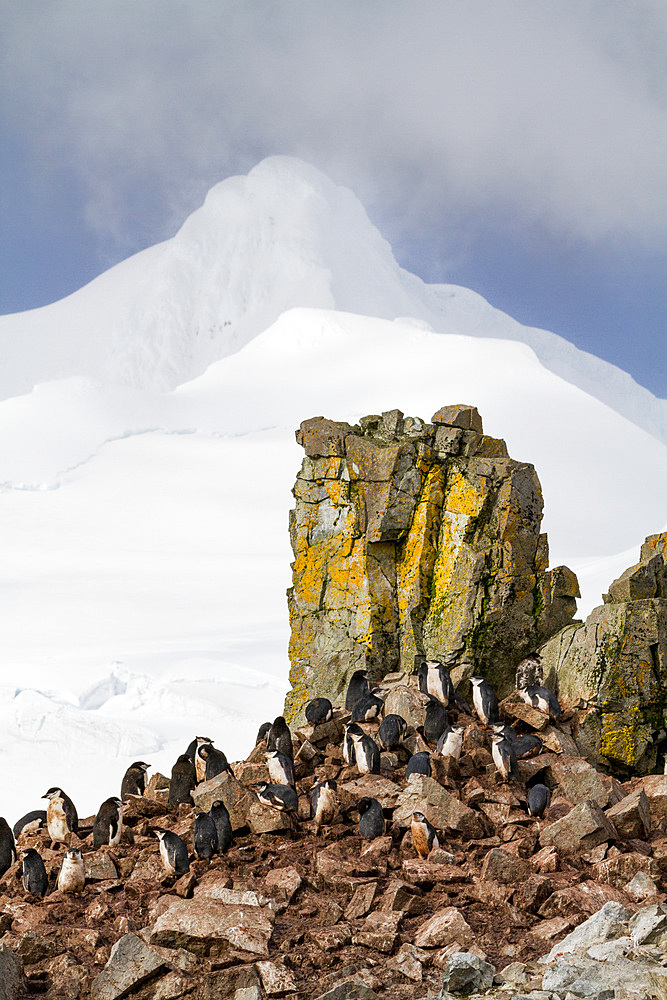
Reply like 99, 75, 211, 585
306, 925, 352, 951
530, 846, 559, 872
393, 774, 485, 838
191, 771, 254, 829
413, 906, 473, 949
379, 880, 424, 916
528, 915, 581, 943
638, 774, 667, 821
538, 880, 631, 919
149, 899, 274, 959
351, 911, 402, 953
606, 788, 651, 839
594, 851, 661, 888
344, 883, 377, 920
539, 800, 618, 855
548, 757, 609, 808
387, 942, 426, 982
339, 775, 401, 810
256, 960, 296, 996
263, 867, 302, 905
513, 875, 555, 913
499, 693, 550, 730
246, 799, 294, 835
401, 858, 469, 887
480, 848, 532, 885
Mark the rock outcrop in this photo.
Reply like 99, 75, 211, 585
541, 532, 667, 773
286, 405, 579, 721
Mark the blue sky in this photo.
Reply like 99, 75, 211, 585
1, 1, 665, 395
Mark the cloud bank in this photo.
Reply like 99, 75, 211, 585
2, 1, 666, 256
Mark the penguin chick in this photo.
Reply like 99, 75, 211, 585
436, 724, 465, 761
193, 812, 219, 859
256, 721, 272, 745
357, 797, 384, 840
343, 723, 364, 765
196, 742, 230, 782
345, 669, 371, 712
121, 761, 150, 800
93, 797, 124, 848
418, 659, 454, 706
491, 734, 519, 782
423, 697, 449, 743
0, 818, 16, 878
42, 788, 78, 846
255, 783, 298, 813
470, 677, 499, 726
192, 737, 214, 783
310, 779, 338, 832
411, 811, 439, 858
305, 697, 333, 724
210, 800, 233, 854
21, 848, 48, 898
154, 828, 190, 875
350, 692, 384, 723
57, 849, 85, 893
13, 810, 47, 839
169, 754, 196, 809
527, 783, 552, 818
405, 751, 432, 778
378, 714, 407, 750
350, 732, 380, 774
266, 749, 296, 787
266, 717, 294, 760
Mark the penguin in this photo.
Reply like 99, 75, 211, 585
516, 653, 543, 690
154, 829, 190, 875
255, 783, 298, 813
343, 723, 365, 765
192, 737, 214, 783
42, 788, 78, 846
256, 721, 272, 745
168, 754, 196, 808
121, 761, 150, 800
512, 732, 544, 759
405, 751, 432, 778
357, 797, 384, 840
418, 659, 454, 706
266, 717, 294, 761
21, 848, 48, 898
436, 724, 465, 761
57, 849, 85, 893
305, 698, 333, 725
13, 810, 47, 839
411, 811, 439, 858
0, 818, 16, 877
196, 742, 230, 782
93, 797, 124, 849
470, 677, 499, 726
378, 713, 407, 751
491, 733, 519, 782
350, 692, 384, 723
210, 800, 233, 854
350, 731, 381, 775
519, 685, 562, 722
423, 696, 449, 743
193, 812, 219, 859
345, 669, 371, 712
266, 749, 296, 787
310, 779, 337, 832
527, 783, 552, 818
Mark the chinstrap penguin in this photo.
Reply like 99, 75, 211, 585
154, 828, 190, 875
192, 736, 214, 783
42, 788, 78, 847
423, 696, 449, 743
345, 669, 371, 712
197, 742, 230, 781
436, 724, 465, 761
519, 684, 562, 721
22, 848, 48, 898
266, 717, 294, 760
470, 677, 499, 726
57, 849, 85, 892
378, 714, 407, 750
255, 783, 298, 812
350, 731, 380, 774
411, 811, 439, 858
527, 783, 552, 818
343, 723, 364, 765
193, 812, 219, 859
491, 733, 519, 782
305, 697, 333, 724
267, 749, 296, 787
168, 754, 196, 808
418, 659, 455, 706
210, 800, 233, 853
405, 751, 432, 778
93, 797, 124, 848
0, 818, 16, 878
121, 762, 150, 800
256, 721, 272, 745
13, 810, 47, 839
350, 691, 384, 723
357, 797, 384, 840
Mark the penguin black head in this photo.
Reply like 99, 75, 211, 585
256, 722, 272, 744
357, 797, 374, 816
42, 787, 64, 799
129, 761, 150, 770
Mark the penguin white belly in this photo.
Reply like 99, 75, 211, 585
355, 741, 372, 773
427, 665, 446, 703
315, 787, 336, 827
47, 802, 69, 843
159, 839, 175, 873
268, 757, 288, 785
492, 741, 509, 779
440, 732, 462, 760
109, 815, 123, 847
58, 855, 84, 892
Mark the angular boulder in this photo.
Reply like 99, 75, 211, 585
149, 899, 274, 959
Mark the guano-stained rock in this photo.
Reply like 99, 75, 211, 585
149, 899, 274, 959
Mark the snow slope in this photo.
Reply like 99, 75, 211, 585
0, 157, 664, 443
1, 308, 666, 822
0, 156, 664, 823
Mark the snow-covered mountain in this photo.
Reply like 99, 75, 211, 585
1, 156, 664, 444
0, 156, 665, 822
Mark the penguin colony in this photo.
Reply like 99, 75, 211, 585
0, 657, 560, 919
0, 659, 561, 901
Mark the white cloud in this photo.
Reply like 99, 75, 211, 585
2, 1, 666, 251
